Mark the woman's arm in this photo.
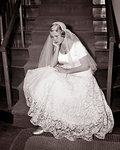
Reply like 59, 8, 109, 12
50, 43, 60, 67
55, 55, 90, 74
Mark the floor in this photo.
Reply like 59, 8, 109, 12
0, 122, 21, 150
0, 110, 120, 150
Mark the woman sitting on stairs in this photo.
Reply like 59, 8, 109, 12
23, 21, 114, 141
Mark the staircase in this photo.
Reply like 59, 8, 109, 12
92, 0, 120, 110
11, 0, 96, 127
0, 0, 120, 127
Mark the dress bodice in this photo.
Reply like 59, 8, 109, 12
58, 41, 87, 68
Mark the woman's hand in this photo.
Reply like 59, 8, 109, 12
53, 41, 60, 51
54, 66, 68, 74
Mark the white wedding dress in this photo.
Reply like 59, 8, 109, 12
23, 41, 114, 141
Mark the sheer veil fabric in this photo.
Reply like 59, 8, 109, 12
38, 22, 97, 72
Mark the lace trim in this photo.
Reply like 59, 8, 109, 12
29, 105, 113, 141
24, 90, 114, 142
23, 76, 114, 141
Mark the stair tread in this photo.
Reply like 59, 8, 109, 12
10, 47, 28, 51
94, 32, 107, 36
40, 3, 92, 6
12, 99, 29, 115
24, 16, 93, 32
95, 68, 120, 89
95, 48, 109, 52
93, 4, 106, 7
0, 82, 17, 89
24, 61, 38, 70
43, 0, 91, 3
23, 4, 40, 8
24, 17, 36, 21
0, 72, 24, 88
0, 62, 26, 68
33, 16, 93, 32
11, 60, 27, 67
35, 15, 93, 19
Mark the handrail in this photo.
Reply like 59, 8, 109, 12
0, 0, 24, 110
106, 0, 116, 43
105, 0, 116, 106
0, 0, 22, 51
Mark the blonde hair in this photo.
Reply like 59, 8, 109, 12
50, 24, 65, 37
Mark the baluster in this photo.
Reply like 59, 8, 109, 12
0, 16, 4, 45
107, 40, 114, 106
19, 4, 25, 48
0, 16, 12, 110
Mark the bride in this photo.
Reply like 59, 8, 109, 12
23, 22, 114, 141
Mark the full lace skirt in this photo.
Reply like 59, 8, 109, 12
23, 66, 114, 141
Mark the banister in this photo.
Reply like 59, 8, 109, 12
0, 0, 24, 110
0, 0, 22, 51
109, 36, 115, 43
106, 0, 116, 43
105, 0, 116, 106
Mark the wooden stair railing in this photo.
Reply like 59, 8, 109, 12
106, 0, 116, 106
0, 0, 24, 110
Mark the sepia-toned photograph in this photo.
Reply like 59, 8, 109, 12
0, 0, 120, 149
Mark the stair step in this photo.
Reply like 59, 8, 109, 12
12, 99, 34, 128
95, 41, 107, 49
95, 51, 109, 69
33, 16, 93, 31
13, 112, 34, 128
0, 53, 2, 65
42, 0, 91, 3
24, 0, 41, 5
95, 66, 120, 90
24, 5, 40, 18
93, 20, 107, 33
0, 66, 25, 87
23, 17, 36, 31
12, 82, 35, 127
17, 82, 26, 101
8, 48, 29, 65
95, 69, 107, 90
0, 48, 28, 67
0, 86, 19, 106
31, 30, 95, 43
92, 4, 105, 8
10, 60, 28, 67
10, 67, 25, 87
93, 7, 106, 19
39, 4, 92, 16
12, 31, 32, 48
95, 35, 107, 49
93, 0, 105, 5
28, 45, 43, 63
16, 16, 36, 33
95, 48, 108, 52
31, 30, 95, 55
31, 31, 48, 45
113, 66, 120, 88
23, 15, 94, 32
24, 61, 38, 73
